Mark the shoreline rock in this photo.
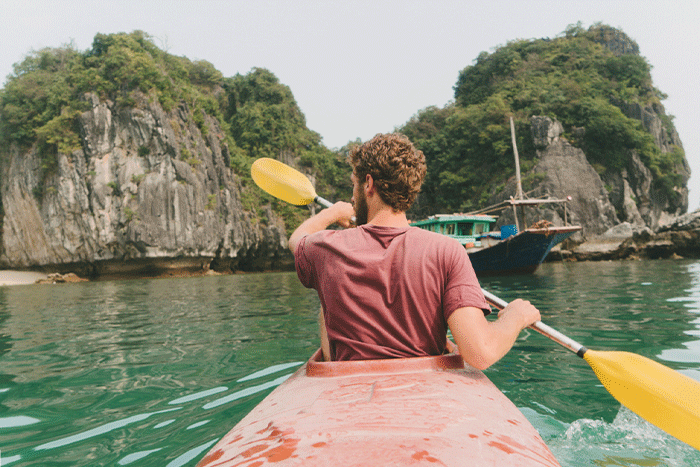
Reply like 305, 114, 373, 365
4, 209, 698, 284
548, 209, 700, 262
35, 272, 89, 284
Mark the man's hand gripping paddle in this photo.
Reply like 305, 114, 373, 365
483, 289, 700, 451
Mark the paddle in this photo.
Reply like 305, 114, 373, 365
251, 157, 335, 208
250, 157, 700, 451
482, 289, 700, 451
252, 157, 353, 224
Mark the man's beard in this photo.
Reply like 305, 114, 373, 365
355, 189, 369, 226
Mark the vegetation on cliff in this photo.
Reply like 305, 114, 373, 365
400, 23, 686, 216
223, 67, 349, 229
0, 31, 347, 234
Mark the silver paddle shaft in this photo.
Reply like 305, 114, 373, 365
314, 196, 357, 224
480, 289, 587, 357
315, 196, 333, 208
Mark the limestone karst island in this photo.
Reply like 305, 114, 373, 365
1, 24, 698, 284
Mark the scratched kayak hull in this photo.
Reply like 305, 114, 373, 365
197, 350, 561, 466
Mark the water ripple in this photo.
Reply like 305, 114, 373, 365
202, 374, 293, 410
34, 407, 182, 451
1, 265, 699, 466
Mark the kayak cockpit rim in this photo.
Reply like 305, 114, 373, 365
306, 349, 466, 377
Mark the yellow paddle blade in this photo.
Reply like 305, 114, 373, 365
584, 350, 700, 450
251, 158, 317, 206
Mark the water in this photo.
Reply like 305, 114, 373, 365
1, 260, 699, 466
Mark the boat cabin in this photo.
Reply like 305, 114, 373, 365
411, 214, 497, 247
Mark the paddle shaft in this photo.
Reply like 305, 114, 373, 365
480, 289, 588, 357
314, 195, 334, 209
312, 194, 358, 224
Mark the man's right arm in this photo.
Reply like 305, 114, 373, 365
447, 299, 540, 370
288, 201, 354, 254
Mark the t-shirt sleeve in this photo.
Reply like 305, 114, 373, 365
442, 241, 491, 321
294, 235, 315, 289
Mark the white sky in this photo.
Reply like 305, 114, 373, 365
2, 0, 699, 210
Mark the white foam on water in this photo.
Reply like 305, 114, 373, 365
550, 407, 698, 467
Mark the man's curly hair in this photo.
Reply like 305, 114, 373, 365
347, 133, 427, 212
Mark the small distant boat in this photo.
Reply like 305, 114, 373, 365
411, 116, 581, 275
411, 203, 580, 275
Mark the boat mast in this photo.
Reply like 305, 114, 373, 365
510, 116, 524, 201
510, 116, 524, 231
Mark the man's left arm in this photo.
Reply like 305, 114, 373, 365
447, 299, 540, 370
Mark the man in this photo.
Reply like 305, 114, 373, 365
289, 133, 540, 368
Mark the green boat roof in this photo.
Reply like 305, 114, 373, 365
411, 214, 496, 227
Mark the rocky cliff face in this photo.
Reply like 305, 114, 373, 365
490, 113, 690, 242
606, 100, 691, 226
0, 92, 290, 276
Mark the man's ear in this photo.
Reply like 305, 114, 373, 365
365, 174, 375, 196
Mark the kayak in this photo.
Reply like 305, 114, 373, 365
197, 349, 561, 466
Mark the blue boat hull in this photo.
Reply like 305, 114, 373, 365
468, 227, 578, 275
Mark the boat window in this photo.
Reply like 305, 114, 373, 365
474, 223, 486, 235
457, 222, 473, 236
445, 224, 455, 235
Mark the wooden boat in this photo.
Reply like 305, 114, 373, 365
411, 207, 580, 275
197, 350, 561, 466
411, 117, 581, 275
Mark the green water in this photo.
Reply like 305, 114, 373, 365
1, 260, 699, 466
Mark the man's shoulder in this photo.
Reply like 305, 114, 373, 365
407, 227, 463, 247
303, 228, 358, 249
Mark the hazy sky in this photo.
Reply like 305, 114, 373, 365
2, 0, 698, 210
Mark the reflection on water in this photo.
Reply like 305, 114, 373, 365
0, 351, 301, 466
0, 261, 698, 466
659, 261, 700, 381
0, 272, 317, 466
34, 407, 183, 451
0, 415, 40, 429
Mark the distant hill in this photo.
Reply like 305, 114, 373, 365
399, 23, 689, 235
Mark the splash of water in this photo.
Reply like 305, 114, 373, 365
550, 407, 697, 467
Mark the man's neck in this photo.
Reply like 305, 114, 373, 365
366, 207, 410, 228
362, 185, 410, 228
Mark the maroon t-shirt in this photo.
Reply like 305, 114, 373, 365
295, 225, 490, 360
